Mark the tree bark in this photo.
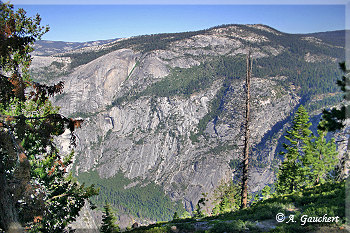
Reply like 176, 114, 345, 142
0, 132, 22, 231
0, 162, 19, 231
241, 51, 252, 209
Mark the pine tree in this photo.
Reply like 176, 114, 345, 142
303, 127, 338, 185
277, 105, 339, 194
100, 202, 120, 233
211, 180, 241, 215
276, 105, 312, 194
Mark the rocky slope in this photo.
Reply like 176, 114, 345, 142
32, 39, 118, 56
30, 24, 346, 227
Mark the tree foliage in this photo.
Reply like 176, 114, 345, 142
100, 202, 120, 233
318, 62, 349, 180
303, 127, 338, 184
319, 62, 349, 132
0, 3, 97, 231
276, 106, 312, 194
77, 170, 185, 222
276, 105, 338, 194
192, 193, 208, 218
211, 180, 241, 215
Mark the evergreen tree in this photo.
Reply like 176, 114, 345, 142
277, 105, 339, 194
319, 62, 349, 132
0, 3, 97, 231
276, 105, 312, 194
260, 185, 272, 200
100, 202, 120, 233
172, 211, 180, 221
211, 180, 241, 215
193, 193, 208, 218
303, 128, 338, 185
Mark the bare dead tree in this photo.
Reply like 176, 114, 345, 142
241, 50, 252, 209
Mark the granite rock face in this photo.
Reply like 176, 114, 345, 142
30, 24, 346, 225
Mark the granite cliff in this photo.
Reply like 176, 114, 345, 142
30, 24, 346, 226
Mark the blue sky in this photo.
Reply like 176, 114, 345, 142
12, 1, 347, 42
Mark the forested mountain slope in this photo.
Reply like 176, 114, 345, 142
30, 24, 347, 227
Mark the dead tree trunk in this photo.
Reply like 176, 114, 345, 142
241, 51, 252, 209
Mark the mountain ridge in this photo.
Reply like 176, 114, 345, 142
32, 38, 119, 56
29, 23, 348, 228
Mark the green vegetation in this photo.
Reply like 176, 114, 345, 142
112, 56, 246, 108
308, 94, 343, 112
219, 181, 345, 230
54, 25, 344, 144
211, 181, 241, 215
62, 28, 215, 69
125, 181, 345, 232
0, 3, 97, 232
50, 61, 65, 69
126, 60, 140, 81
67, 24, 344, 109
308, 30, 346, 47
142, 56, 245, 98
29, 60, 69, 83
320, 62, 349, 132
124, 100, 346, 232
112, 49, 343, 141
101, 202, 120, 233
135, 138, 144, 145
253, 53, 343, 99
77, 170, 185, 222
193, 193, 208, 218
62, 24, 345, 71
29, 66, 69, 82
237, 24, 344, 59
208, 144, 237, 155
276, 106, 338, 194
65, 26, 345, 232
97, 25, 346, 152
2, 6, 347, 232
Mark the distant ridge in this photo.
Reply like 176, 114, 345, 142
33, 24, 347, 56
306, 30, 349, 47
32, 38, 119, 56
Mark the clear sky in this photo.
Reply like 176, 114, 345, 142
11, 1, 347, 42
